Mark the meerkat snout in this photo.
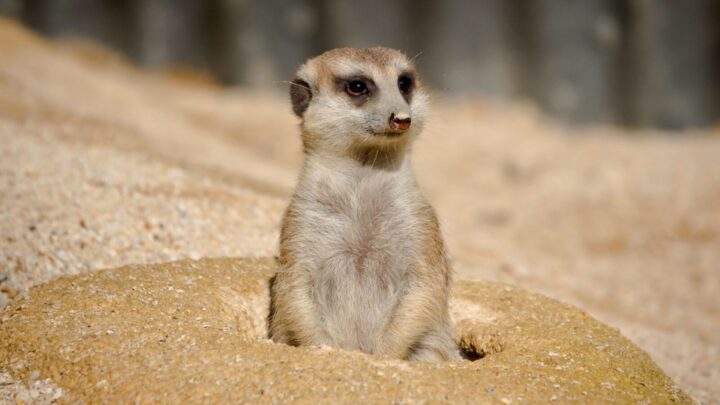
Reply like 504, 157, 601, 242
389, 112, 411, 131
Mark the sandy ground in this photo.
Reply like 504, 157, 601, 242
0, 20, 719, 403
0, 258, 691, 403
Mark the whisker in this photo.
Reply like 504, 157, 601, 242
275, 80, 310, 90
410, 50, 425, 63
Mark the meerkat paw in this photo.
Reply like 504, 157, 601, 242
407, 330, 462, 362
408, 346, 462, 362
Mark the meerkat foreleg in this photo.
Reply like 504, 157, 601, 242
405, 322, 460, 361
377, 278, 459, 361
269, 267, 332, 346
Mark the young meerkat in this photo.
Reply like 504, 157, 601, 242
269, 47, 460, 361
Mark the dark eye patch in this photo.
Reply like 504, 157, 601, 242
335, 75, 375, 106
347, 80, 368, 95
398, 72, 415, 102
398, 74, 413, 93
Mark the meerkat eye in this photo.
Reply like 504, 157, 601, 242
398, 74, 413, 94
346, 80, 368, 96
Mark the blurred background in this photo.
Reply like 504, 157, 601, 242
1, 0, 719, 129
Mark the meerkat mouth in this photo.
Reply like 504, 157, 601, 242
372, 130, 407, 138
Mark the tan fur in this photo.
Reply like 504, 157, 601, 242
269, 47, 460, 361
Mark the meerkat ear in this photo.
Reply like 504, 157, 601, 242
289, 78, 312, 117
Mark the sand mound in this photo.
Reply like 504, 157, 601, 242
0, 258, 690, 403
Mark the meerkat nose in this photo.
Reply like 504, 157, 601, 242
389, 112, 411, 131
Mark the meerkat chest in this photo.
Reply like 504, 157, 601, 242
295, 171, 425, 276
293, 171, 426, 348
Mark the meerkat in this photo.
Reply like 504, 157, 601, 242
269, 47, 460, 361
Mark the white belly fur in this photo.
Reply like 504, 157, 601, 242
294, 169, 424, 352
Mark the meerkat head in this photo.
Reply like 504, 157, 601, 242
289, 47, 429, 158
